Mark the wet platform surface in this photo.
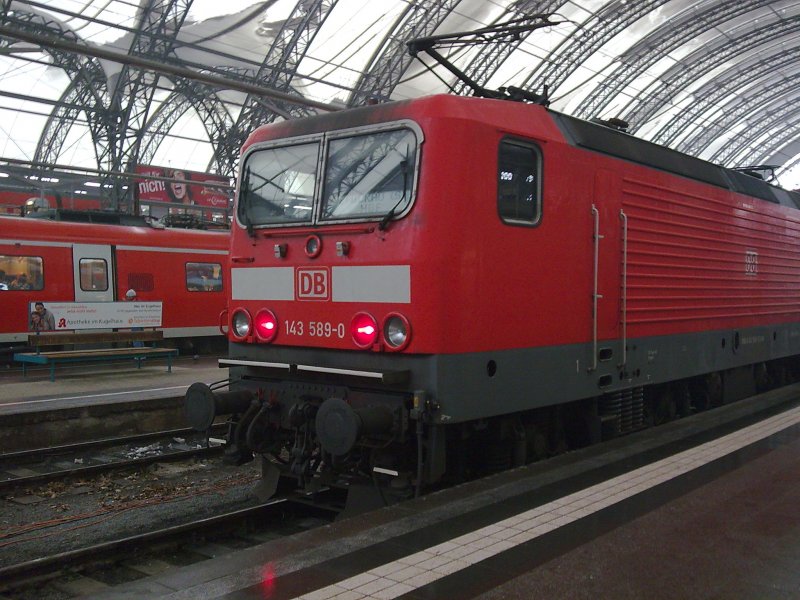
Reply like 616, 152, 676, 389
473, 430, 800, 600
83, 384, 800, 600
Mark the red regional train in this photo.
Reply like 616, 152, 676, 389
185, 94, 800, 506
0, 215, 229, 350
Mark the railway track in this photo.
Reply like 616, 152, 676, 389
0, 490, 339, 599
2, 385, 797, 598
0, 425, 227, 493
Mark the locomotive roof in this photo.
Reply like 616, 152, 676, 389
552, 112, 800, 210
1, 215, 229, 247
246, 93, 800, 211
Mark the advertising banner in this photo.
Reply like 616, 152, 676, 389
29, 302, 163, 331
135, 165, 231, 209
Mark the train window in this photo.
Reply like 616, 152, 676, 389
321, 128, 417, 221
186, 262, 223, 292
0, 255, 43, 291
239, 141, 318, 227
498, 140, 542, 226
79, 258, 108, 291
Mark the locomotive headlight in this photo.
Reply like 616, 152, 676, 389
383, 313, 411, 351
231, 309, 252, 339
351, 312, 378, 348
254, 309, 278, 342
304, 234, 322, 258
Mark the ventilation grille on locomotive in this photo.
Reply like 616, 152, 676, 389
599, 387, 645, 436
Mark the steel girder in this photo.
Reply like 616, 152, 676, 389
734, 114, 800, 170
23, 1, 192, 209
741, 122, 800, 171
99, 0, 192, 208
519, 0, 670, 97
213, 0, 336, 175
574, 0, 775, 121
709, 91, 800, 167
37, 80, 109, 168
452, 0, 566, 97
137, 79, 235, 175
661, 48, 800, 154
0, 9, 110, 167
348, 0, 462, 107
622, 16, 800, 134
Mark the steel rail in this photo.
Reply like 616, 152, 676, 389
0, 425, 227, 492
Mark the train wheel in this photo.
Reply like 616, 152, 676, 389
707, 372, 724, 407
754, 362, 771, 392
692, 372, 722, 411
522, 420, 549, 463
675, 383, 691, 418
768, 361, 790, 388
645, 386, 677, 426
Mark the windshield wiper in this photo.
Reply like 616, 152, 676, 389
241, 166, 255, 237
378, 156, 409, 232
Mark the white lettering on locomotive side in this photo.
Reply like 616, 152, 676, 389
284, 320, 345, 339
745, 250, 758, 276
296, 268, 330, 301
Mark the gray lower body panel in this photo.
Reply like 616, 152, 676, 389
227, 322, 800, 424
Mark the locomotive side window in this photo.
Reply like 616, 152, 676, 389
239, 141, 318, 227
321, 128, 417, 221
186, 262, 223, 292
79, 258, 108, 291
498, 140, 542, 225
0, 255, 43, 290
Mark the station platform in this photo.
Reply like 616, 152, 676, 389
85, 384, 800, 600
0, 355, 226, 415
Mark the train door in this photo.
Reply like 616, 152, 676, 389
72, 244, 115, 302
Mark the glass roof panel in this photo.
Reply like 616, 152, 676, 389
0, 54, 70, 160
150, 109, 216, 172
0, 0, 799, 190
295, 0, 409, 105
33, 0, 139, 44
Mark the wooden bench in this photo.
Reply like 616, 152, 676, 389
14, 330, 179, 381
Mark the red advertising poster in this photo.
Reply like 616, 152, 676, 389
135, 165, 231, 209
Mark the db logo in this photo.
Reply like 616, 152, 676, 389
296, 268, 330, 300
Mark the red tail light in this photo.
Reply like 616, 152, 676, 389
351, 312, 378, 348
254, 309, 278, 342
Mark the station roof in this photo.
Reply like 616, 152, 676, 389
1, 0, 800, 191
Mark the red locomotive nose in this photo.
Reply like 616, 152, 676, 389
351, 312, 378, 348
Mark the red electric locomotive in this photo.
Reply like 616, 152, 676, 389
0, 215, 229, 350
186, 94, 800, 505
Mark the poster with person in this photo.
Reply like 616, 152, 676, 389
28, 301, 162, 330
135, 165, 231, 209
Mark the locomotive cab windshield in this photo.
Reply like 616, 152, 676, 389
238, 123, 421, 228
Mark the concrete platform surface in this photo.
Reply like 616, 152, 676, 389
473, 430, 800, 600
0, 355, 226, 414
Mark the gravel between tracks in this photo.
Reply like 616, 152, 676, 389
0, 454, 262, 567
